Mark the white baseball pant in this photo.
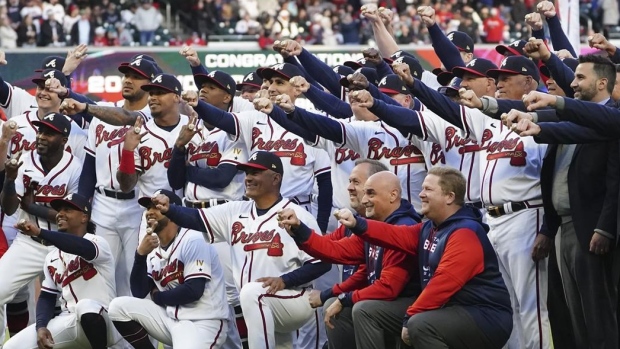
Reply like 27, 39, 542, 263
487, 208, 551, 349
0, 234, 53, 346
91, 193, 143, 297
4, 299, 123, 349
239, 282, 314, 349
108, 296, 228, 349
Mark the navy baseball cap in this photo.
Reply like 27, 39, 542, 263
32, 69, 69, 88
35, 56, 66, 72
118, 58, 158, 80
51, 193, 91, 214
384, 50, 416, 64
436, 71, 455, 86
138, 189, 182, 208
141, 73, 182, 95
452, 58, 498, 78
438, 77, 463, 97
343, 57, 376, 70
487, 56, 540, 82
391, 55, 423, 79
333, 65, 355, 77
237, 151, 284, 175
447, 31, 474, 54
195, 71, 237, 97
432, 67, 446, 76
32, 112, 71, 137
540, 58, 579, 78
257, 63, 303, 81
130, 54, 163, 74
496, 40, 527, 57
237, 71, 262, 90
339, 67, 379, 89
377, 74, 411, 95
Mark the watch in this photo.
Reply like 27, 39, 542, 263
337, 293, 347, 302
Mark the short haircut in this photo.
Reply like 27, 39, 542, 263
427, 166, 466, 206
578, 54, 617, 94
354, 159, 389, 177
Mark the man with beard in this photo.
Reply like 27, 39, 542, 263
4, 194, 123, 349
0, 112, 82, 346
109, 190, 229, 349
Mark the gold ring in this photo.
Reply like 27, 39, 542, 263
188, 124, 195, 131
146, 228, 153, 234
19, 219, 25, 225
134, 127, 141, 134
8, 121, 16, 129
9, 159, 17, 165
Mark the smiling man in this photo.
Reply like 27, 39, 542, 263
151, 151, 331, 349
0, 111, 83, 345
4, 193, 123, 349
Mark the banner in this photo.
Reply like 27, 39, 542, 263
5, 45, 598, 102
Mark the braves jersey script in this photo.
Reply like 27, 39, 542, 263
132, 114, 189, 197
0, 82, 36, 119
41, 233, 116, 313
335, 119, 427, 211
184, 122, 248, 201
459, 106, 547, 205
416, 109, 481, 203
7, 108, 87, 162
14, 150, 81, 231
85, 101, 151, 191
230, 111, 331, 200
146, 229, 229, 321
197, 199, 322, 291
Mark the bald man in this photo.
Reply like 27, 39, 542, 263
279, 170, 421, 349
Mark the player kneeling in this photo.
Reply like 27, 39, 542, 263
108, 189, 229, 349
5, 194, 123, 349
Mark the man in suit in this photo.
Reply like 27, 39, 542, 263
513, 54, 620, 349
39, 10, 66, 47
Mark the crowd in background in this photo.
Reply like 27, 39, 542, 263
0, 0, 619, 49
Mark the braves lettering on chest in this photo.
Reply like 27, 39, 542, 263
251, 127, 306, 166
429, 143, 445, 165
187, 141, 221, 166
334, 148, 361, 164
10, 132, 35, 154
230, 221, 284, 256
152, 258, 185, 287
367, 138, 424, 165
444, 126, 481, 154
139, 145, 173, 171
24, 175, 67, 201
48, 257, 98, 287
479, 130, 527, 166
95, 125, 130, 148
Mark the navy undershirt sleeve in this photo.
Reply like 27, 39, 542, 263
152, 278, 207, 306
39, 230, 97, 260
77, 153, 97, 199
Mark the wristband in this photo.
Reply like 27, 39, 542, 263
119, 149, 136, 174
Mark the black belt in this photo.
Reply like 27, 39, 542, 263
184, 199, 228, 209
486, 201, 541, 218
96, 187, 135, 200
31, 236, 51, 246
467, 201, 484, 209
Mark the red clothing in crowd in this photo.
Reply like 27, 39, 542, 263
484, 15, 505, 43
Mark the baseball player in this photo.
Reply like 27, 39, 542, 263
108, 190, 229, 349
4, 194, 123, 349
0, 112, 82, 346
168, 70, 248, 349
184, 64, 333, 234
237, 72, 262, 102
0, 69, 87, 243
152, 151, 331, 349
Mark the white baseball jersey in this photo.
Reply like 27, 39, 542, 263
146, 229, 229, 321
0, 82, 36, 119
197, 199, 322, 291
232, 96, 257, 113
41, 233, 116, 313
131, 114, 189, 198
416, 109, 481, 203
230, 111, 331, 201
330, 119, 427, 211
459, 106, 547, 205
184, 122, 248, 202
7, 108, 87, 162
14, 150, 81, 231
85, 102, 151, 192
